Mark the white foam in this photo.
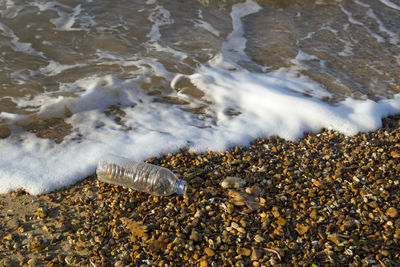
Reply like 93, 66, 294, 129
40, 61, 85, 76
222, 0, 261, 59
365, 5, 399, 45
379, 0, 400, 11
321, 25, 354, 56
32, 1, 95, 31
147, 4, 174, 41
0, 112, 24, 121
194, 19, 220, 37
0, 0, 23, 19
50, 4, 81, 31
339, 5, 385, 43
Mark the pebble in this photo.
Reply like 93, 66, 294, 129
250, 247, 262, 261
190, 230, 201, 242
237, 247, 251, 256
276, 217, 287, 226
220, 176, 246, 189
385, 207, 398, 218
254, 234, 265, 242
35, 207, 48, 218
295, 223, 310, 235
27, 258, 36, 266
204, 247, 215, 257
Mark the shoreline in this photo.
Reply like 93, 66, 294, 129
0, 114, 399, 266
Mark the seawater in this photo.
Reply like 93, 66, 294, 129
0, 0, 399, 194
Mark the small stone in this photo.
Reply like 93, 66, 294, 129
368, 201, 378, 209
237, 227, 246, 234
200, 259, 208, 267
35, 207, 48, 218
231, 222, 240, 229
269, 258, 277, 265
254, 234, 265, 242
327, 233, 342, 246
272, 206, 280, 218
221, 177, 246, 189
27, 258, 37, 266
390, 151, 400, 158
386, 207, 398, 218
204, 247, 215, 257
250, 248, 262, 261
230, 159, 242, 165
237, 247, 251, 256
344, 248, 353, 256
3, 234, 13, 241
194, 210, 203, 218
313, 180, 323, 187
295, 223, 310, 235
326, 223, 336, 233
190, 231, 201, 242
288, 242, 298, 250
380, 250, 389, 257
114, 261, 124, 267
309, 210, 317, 220
276, 217, 287, 226
342, 217, 356, 229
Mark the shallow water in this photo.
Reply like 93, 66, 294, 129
0, 0, 399, 193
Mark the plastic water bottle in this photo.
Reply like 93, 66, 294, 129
96, 154, 187, 196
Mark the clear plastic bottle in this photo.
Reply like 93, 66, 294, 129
96, 154, 187, 196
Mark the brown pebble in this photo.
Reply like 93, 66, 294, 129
200, 259, 208, 267
114, 260, 124, 267
27, 258, 36, 266
251, 247, 262, 261
254, 234, 265, 242
35, 207, 48, 218
327, 233, 342, 246
237, 247, 251, 256
309, 210, 317, 220
190, 231, 201, 242
295, 223, 310, 235
342, 217, 356, 229
272, 206, 280, 218
276, 217, 287, 226
204, 247, 215, 257
3, 234, 13, 241
390, 151, 400, 158
386, 207, 398, 218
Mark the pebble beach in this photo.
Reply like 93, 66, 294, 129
1, 115, 400, 267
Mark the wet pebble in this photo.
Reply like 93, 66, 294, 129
220, 176, 246, 189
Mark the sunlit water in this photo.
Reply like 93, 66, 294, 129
0, 0, 399, 194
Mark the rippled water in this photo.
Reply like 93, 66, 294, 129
1, 0, 399, 114
0, 0, 399, 193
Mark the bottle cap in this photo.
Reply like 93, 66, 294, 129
177, 179, 187, 195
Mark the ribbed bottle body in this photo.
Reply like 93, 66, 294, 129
96, 154, 186, 196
